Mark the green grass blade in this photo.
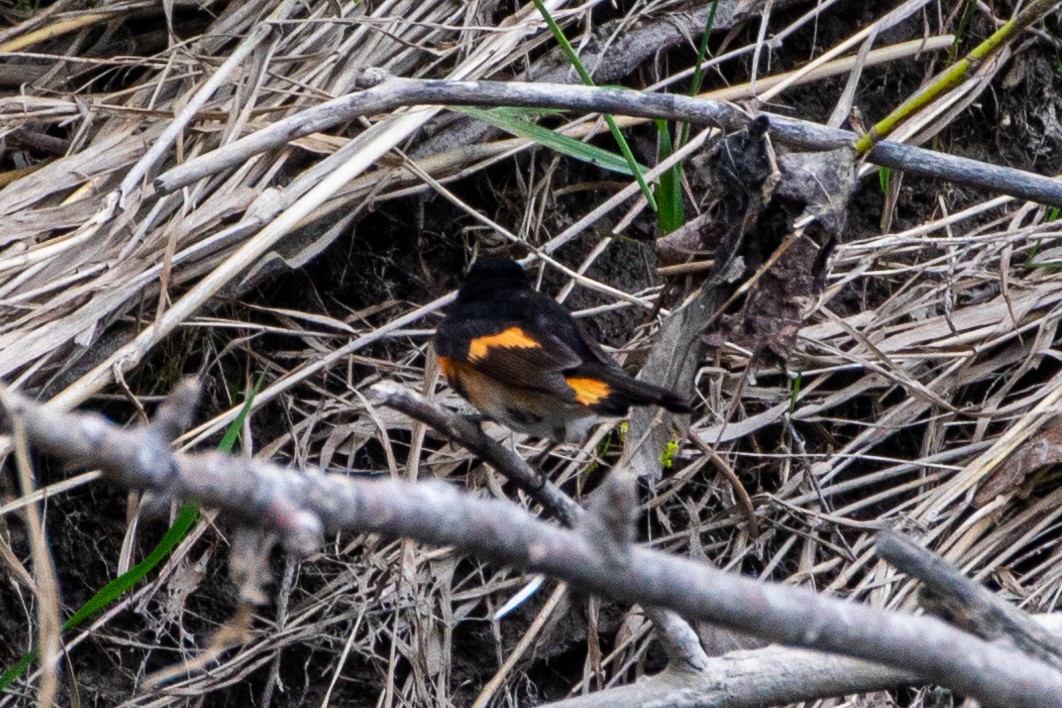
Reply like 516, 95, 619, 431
218, 376, 264, 454
0, 375, 264, 694
58, 503, 201, 632
679, 0, 719, 148
669, 0, 719, 230
688, 0, 719, 98
458, 106, 643, 175
654, 120, 684, 234
530, 0, 657, 211
947, 0, 978, 64
0, 655, 35, 694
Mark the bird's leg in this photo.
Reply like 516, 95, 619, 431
529, 440, 560, 487
531, 442, 557, 467
462, 413, 488, 432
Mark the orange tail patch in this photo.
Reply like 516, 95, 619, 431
565, 377, 611, 405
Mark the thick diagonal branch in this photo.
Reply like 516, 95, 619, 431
3, 385, 1062, 707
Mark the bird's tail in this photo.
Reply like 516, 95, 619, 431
610, 375, 692, 414
568, 367, 691, 416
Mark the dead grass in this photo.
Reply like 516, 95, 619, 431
1, 0, 1061, 705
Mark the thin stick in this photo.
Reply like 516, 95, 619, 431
10, 414, 61, 707
374, 383, 581, 526
472, 582, 570, 708
855, 0, 1062, 153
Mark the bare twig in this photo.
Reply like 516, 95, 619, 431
372, 382, 581, 526
640, 606, 710, 673
545, 644, 920, 708
876, 529, 1062, 671
3, 384, 1062, 706
854, 0, 1062, 153
10, 413, 60, 708
154, 74, 1062, 207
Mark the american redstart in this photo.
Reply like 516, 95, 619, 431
434, 256, 691, 443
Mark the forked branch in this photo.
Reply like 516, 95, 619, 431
2, 381, 1062, 707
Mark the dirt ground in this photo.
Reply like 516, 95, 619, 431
2, 0, 1062, 706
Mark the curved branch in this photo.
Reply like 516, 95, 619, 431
154, 74, 1062, 208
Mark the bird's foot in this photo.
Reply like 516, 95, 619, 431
529, 442, 559, 489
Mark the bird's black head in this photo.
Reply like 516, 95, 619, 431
456, 256, 530, 302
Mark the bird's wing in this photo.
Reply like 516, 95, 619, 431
528, 296, 619, 370
434, 317, 581, 399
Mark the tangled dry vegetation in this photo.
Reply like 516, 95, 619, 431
2, 0, 1062, 705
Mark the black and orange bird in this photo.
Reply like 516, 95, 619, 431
434, 257, 691, 443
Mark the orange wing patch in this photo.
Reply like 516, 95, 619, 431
566, 377, 611, 405
438, 355, 457, 379
468, 327, 541, 361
